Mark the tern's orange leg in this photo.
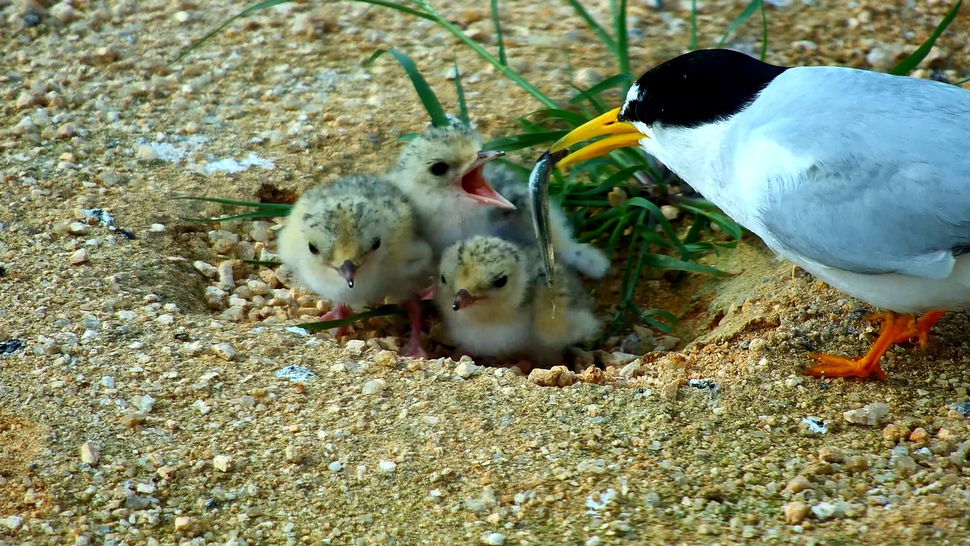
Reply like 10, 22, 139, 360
889, 311, 945, 348
804, 312, 915, 380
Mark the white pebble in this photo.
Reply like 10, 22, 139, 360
455, 361, 482, 379
100, 376, 115, 389
193, 260, 218, 278
79, 441, 99, 465
156, 314, 174, 325
361, 379, 386, 395
213, 455, 232, 472
217, 261, 236, 290
70, 249, 88, 265
192, 400, 211, 415
116, 310, 137, 321
0, 515, 23, 531
484, 532, 505, 545
212, 342, 237, 361
378, 460, 397, 473
131, 394, 155, 413
150, 223, 165, 232
843, 401, 891, 426
345, 339, 366, 356
328, 461, 343, 472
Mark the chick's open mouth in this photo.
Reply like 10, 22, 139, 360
459, 166, 515, 209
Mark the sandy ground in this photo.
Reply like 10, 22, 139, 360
3, 0, 970, 544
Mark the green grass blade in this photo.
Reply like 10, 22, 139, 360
613, 0, 630, 77
522, 108, 592, 126
175, 196, 293, 212
171, 0, 294, 64
365, 49, 449, 127
181, 211, 286, 223
758, 0, 768, 61
568, 74, 633, 104
564, 0, 617, 53
717, 0, 762, 49
453, 59, 470, 126
889, 0, 962, 76
490, 0, 507, 66
483, 130, 567, 151
638, 307, 676, 333
677, 203, 743, 241
409, 0, 558, 109
243, 259, 282, 266
624, 197, 691, 258
690, 0, 698, 50
642, 254, 730, 276
298, 304, 406, 331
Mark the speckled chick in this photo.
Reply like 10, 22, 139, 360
391, 124, 515, 254
279, 175, 433, 357
436, 236, 599, 363
483, 162, 611, 279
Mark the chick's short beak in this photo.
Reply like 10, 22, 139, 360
452, 288, 482, 311
459, 150, 516, 210
338, 259, 357, 288
550, 107, 646, 168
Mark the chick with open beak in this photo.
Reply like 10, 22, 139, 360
391, 123, 516, 254
279, 175, 434, 357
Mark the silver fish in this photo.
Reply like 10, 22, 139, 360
528, 148, 569, 287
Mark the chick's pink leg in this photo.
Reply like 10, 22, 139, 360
319, 303, 354, 337
401, 297, 429, 359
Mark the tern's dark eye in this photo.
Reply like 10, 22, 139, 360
440, 274, 447, 285
492, 275, 508, 289
308, 243, 320, 255
371, 238, 381, 250
429, 162, 449, 176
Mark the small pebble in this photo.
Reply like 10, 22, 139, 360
483, 532, 505, 545
284, 445, 304, 464
362, 379, 386, 395
843, 401, 890, 426
455, 360, 482, 379
213, 455, 232, 472
328, 461, 343, 472
70, 249, 88, 264
345, 339, 366, 356
378, 460, 396, 473
784, 501, 809, 524
528, 366, 577, 387
212, 342, 237, 361
79, 441, 99, 465
0, 515, 23, 530
174, 516, 192, 531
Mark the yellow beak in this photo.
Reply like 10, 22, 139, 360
549, 107, 647, 168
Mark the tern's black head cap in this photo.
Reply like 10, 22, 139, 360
618, 49, 788, 129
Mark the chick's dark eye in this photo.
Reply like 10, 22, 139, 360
492, 275, 508, 289
440, 274, 447, 285
371, 238, 381, 250
429, 162, 449, 176
308, 243, 320, 255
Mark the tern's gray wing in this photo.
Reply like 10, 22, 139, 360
739, 67, 970, 279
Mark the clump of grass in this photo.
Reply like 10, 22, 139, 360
176, 0, 963, 336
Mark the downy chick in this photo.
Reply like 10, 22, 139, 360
436, 236, 599, 363
391, 124, 515, 254
279, 175, 433, 357
483, 162, 611, 279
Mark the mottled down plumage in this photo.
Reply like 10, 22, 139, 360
435, 236, 599, 362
